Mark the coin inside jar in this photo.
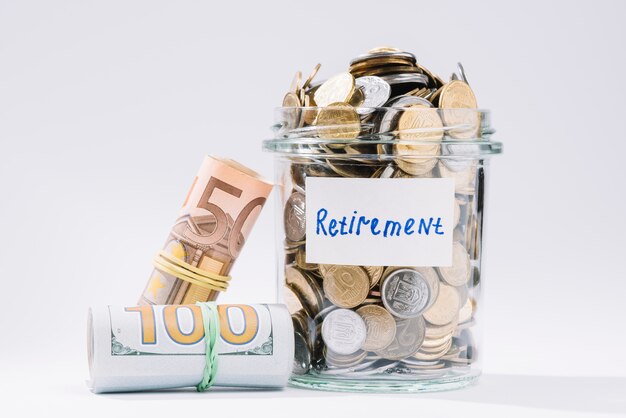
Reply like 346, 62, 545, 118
356, 305, 396, 351
313, 73, 355, 107
394, 103, 443, 175
438, 242, 471, 286
283, 191, 306, 242
423, 284, 460, 326
322, 265, 369, 308
438, 80, 480, 139
354, 76, 391, 115
273, 47, 492, 382
313, 102, 361, 139
321, 308, 367, 355
362, 265, 383, 288
293, 331, 312, 375
285, 265, 323, 317
381, 268, 431, 318
375, 315, 425, 360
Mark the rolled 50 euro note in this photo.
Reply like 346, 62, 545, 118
139, 156, 273, 306
88, 303, 293, 393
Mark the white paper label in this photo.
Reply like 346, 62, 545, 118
305, 177, 455, 267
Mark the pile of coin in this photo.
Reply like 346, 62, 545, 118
280, 47, 484, 379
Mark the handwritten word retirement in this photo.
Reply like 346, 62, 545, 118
316, 208, 445, 238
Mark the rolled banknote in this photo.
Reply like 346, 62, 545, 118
88, 303, 294, 393
139, 156, 273, 305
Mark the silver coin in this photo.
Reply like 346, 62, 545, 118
400, 357, 442, 367
341, 361, 400, 377
321, 359, 378, 375
380, 73, 428, 87
375, 315, 426, 360
457, 62, 470, 85
381, 269, 431, 318
321, 308, 367, 355
324, 348, 367, 368
313, 304, 338, 323
283, 191, 306, 242
411, 267, 440, 310
441, 143, 481, 172
377, 165, 396, 178
293, 331, 311, 375
355, 76, 391, 115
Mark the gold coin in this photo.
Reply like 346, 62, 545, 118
423, 284, 459, 326
313, 72, 355, 107
368, 46, 402, 54
439, 80, 477, 108
413, 338, 452, 360
286, 265, 323, 317
405, 87, 433, 99
302, 94, 318, 125
396, 104, 444, 142
284, 284, 304, 313
394, 104, 442, 175
356, 305, 396, 351
282, 92, 302, 130
363, 265, 383, 288
416, 62, 444, 88
289, 71, 302, 94
425, 315, 459, 338
299, 86, 306, 108
318, 264, 333, 279
282, 92, 301, 107
429, 86, 443, 105
353, 65, 421, 77
348, 87, 365, 107
313, 102, 360, 139
322, 265, 369, 308
349, 57, 416, 72
438, 242, 471, 286
302, 63, 321, 90
438, 80, 479, 139
295, 246, 318, 271
396, 156, 439, 176
422, 332, 453, 349
392, 163, 434, 177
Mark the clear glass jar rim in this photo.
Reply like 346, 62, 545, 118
264, 107, 501, 156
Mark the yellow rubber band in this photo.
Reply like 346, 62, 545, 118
159, 251, 232, 283
152, 252, 231, 292
153, 259, 228, 292
153, 259, 227, 292
153, 257, 228, 290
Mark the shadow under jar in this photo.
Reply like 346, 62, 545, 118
263, 105, 502, 392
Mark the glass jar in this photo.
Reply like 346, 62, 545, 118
263, 106, 502, 392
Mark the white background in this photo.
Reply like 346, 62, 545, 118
1, 0, 625, 417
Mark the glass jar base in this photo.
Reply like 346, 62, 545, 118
289, 370, 480, 393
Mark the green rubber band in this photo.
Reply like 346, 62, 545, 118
195, 302, 220, 392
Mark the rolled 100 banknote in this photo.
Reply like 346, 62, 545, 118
88, 303, 294, 393
139, 156, 273, 305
